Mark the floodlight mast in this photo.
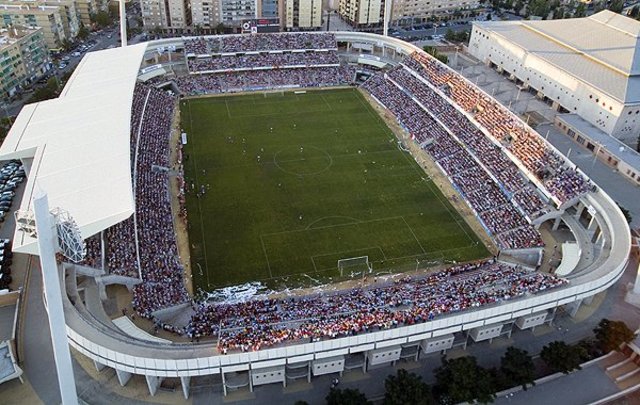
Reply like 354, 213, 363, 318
119, 0, 127, 47
32, 190, 79, 405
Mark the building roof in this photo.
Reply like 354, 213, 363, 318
0, 44, 147, 254
0, 26, 39, 50
475, 11, 640, 103
557, 113, 640, 170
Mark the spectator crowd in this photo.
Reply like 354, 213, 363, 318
187, 51, 340, 73
403, 53, 590, 205
184, 33, 337, 55
362, 73, 544, 250
94, 84, 190, 316
175, 66, 355, 95
181, 260, 566, 353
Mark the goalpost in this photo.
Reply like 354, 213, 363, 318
264, 90, 285, 98
337, 256, 371, 277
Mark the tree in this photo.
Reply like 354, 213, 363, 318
574, 3, 586, 17
445, 28, 456, 41
540, 341, 585, 374
27, 77, 60, 103
77, 24, 89, 41
500, 347, 536, 390
553, 6, 565, 19
326, 388, 371, 405
435, 356, 496, 404
514, 0, 524, 15
528, 0, 551, 17
384, 369, 434, 405
609, 0, 625, 13
94, 11, 112, 28
423, 46, 449, 64
594, 319, 636, 353
615, 203, 633, 224
630, 5, 640, 18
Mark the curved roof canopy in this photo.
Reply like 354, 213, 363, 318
0, 44, 147, 254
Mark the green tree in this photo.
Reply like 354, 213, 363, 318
553, 6, 565, 19
326, 388, 371, 405
594, 319, 636, 352
528, 0, 550, 17
514, 0, 524, 15
94, 11, 112, 28
77, 23, 89, 41
500, 347, 536, 390
423, 46, 449, 64
445, 28, 456, 41
540, 341, 585, 374
616, 203, 633, 224
609, 0, 625, 13
27, 77, 60, 103
630, 5, 640, 18
384, 369, 434, 405
574, 3, 586, 17
435, 356, 496, 404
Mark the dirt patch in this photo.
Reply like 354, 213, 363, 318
168, 103, 194, 296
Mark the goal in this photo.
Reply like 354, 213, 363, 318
337, 256, 371, 277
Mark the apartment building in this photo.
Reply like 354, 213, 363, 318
391, 0, 479, 24
141, 0, 191, 33
0, 4, 68, 49
190, 0, 221, 31
339, 0, 383, 26
141, 0, 323, 32
0, 26, 50, 98
284, 0, 321, 29
221, 0, 256, 26
258, 0, 279, 17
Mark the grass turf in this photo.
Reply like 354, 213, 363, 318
180, 89, 489, 291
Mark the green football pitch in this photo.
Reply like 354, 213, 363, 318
180, 89, 489, 291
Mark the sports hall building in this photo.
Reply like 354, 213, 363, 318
468, 11, 640, 157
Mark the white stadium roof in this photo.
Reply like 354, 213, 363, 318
475, 10, 640, 103
0, 44, 147, 254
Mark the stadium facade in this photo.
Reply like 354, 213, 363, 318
0, 32, 631, 399
469, 10, 640, 146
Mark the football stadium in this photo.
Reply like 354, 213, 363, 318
0, 31, 631, 398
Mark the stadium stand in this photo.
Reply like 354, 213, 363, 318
91, 33, 604, 352
187, 51, 340, 73
184, 33, 338, 55
183, 260, 567, 352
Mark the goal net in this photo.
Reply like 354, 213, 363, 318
337, 256, 371, 277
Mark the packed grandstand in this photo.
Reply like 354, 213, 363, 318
72, 32, 597, 354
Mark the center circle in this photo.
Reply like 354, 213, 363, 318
273, 145, 333, 176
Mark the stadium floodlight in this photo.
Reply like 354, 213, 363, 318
22, 190, 82, 405
118, 0, 131, 47
337, 256, 370, 277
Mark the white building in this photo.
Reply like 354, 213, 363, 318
468, 10, 640, 145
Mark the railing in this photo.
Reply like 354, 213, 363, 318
61, 33, 631, 378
